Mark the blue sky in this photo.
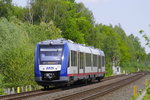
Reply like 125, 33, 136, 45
12, 0, 150, 53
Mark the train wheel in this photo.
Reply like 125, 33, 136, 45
85, 79, 88, 84
97, 77, 101, 82
67, 83, 71, 87
44, 85, 49, 90
88, 78, 92, 82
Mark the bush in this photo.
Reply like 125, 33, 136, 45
0, 17, 61, 88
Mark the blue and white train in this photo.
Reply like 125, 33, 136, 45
34, 38, 105, 88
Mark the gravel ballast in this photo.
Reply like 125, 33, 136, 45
26, 74, 150, 100
95, 74, 150, 100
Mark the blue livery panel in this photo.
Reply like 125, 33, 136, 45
60, 43, 70, 76
34, 44, 42, 77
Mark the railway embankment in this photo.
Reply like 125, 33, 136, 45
1, 72, 149, 100
97, 73, 150, 100
28, 72, 149, 100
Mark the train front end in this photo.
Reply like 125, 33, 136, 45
34, 40, 69, 87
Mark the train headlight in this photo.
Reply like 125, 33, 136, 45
62, 56, 64, 60
45, 73, 52, 79
49, 41, 53, 45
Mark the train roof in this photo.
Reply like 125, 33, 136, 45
38, 38, 104, 56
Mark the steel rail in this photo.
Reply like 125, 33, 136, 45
0, 74, 130, 100
54, 73, 145, 100
82, 74, 144, 100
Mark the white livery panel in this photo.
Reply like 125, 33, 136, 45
39, 65, 61, 71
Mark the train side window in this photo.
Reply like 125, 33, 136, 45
75, 51, 77, 66
86, 53, 91, 66
79, 52, 84, 69
104, 56, 105, 66
71, 51, 74, 66
99, 56, 102, 68
71, 51, 77, 66
102, 56, 105, 67
97, 55, 99, 67
93, 55, 97, 67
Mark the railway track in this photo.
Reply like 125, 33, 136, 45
0, 72, 145, 100
0, 88, 62, 100
54, 73, 145, 100
101, 74, 125, 81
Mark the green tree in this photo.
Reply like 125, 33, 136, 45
0, 17, 33, 87
139, 28, 150, 47
0, 17, 61, 87
0, 0, 13, 18
25, 0, 94, 43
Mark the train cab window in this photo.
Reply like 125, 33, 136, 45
99, 56, 102, 68
40, 45, 63, 64
71, 51, 77, 66
93, 55, 97, 67
102, 56, 105, 67
79, 52, 84, 69
86, 53, 91, 66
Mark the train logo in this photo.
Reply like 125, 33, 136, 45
46, 67, 54, 70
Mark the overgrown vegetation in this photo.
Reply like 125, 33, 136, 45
142, 88, 150, 100
0, 0, 149, 89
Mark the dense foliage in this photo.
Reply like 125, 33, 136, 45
143, 88, 150, 100
139, 28, 150, 47
0, 0, 149, 88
